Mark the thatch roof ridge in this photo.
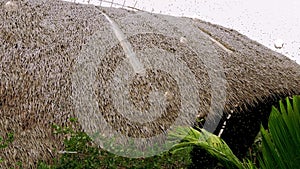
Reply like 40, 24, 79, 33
192, 19, 300, 111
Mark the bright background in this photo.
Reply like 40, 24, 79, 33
64, 0, 300, 64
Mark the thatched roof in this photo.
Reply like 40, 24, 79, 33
0, 0, 299, 167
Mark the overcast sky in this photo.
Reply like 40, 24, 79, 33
65, 0, 300, 64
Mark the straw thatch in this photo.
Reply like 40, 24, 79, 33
0, 0, 299, 168
190, 19, 300, 168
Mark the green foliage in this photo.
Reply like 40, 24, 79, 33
39, 95, 300, 168
0, 132, 14, 149
246, 131, 262, 166
38, 118, 102, 169
39, 118, 191, 169
259, 96, 300, 169
170, 95, 300, 169
169, 126, 244, 169
0, 133, 14, 163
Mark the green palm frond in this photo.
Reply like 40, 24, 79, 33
169, 127, 244, 169
259, 96, 300, 169
170, 96, 300, 169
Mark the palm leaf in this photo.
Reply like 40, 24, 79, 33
169, 127, 244, 169
170, 96, 300, 169
259, 95, 300, 169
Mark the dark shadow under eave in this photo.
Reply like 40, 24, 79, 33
191, 91, 299, 169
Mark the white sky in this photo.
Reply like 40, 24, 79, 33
64, 0, 300, 64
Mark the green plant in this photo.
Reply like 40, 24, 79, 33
38, 118, 101, 169
244, 130, 263, 168
39, 118, 191, 169
41, 95, 299, 168
169, 126, 244, 169
0, 132, 14, 163
170, 95, 300, 169
259, 96, 300, 169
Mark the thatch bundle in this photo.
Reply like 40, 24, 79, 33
0, 0, 299, 168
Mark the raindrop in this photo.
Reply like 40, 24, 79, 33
274, 39, 284, 49
180, 37, 188, 44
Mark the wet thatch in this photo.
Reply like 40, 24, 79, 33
0, 0, 299, 168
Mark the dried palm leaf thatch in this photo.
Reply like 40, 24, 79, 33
190, 19, 300, 168
0, 0, 299, 168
